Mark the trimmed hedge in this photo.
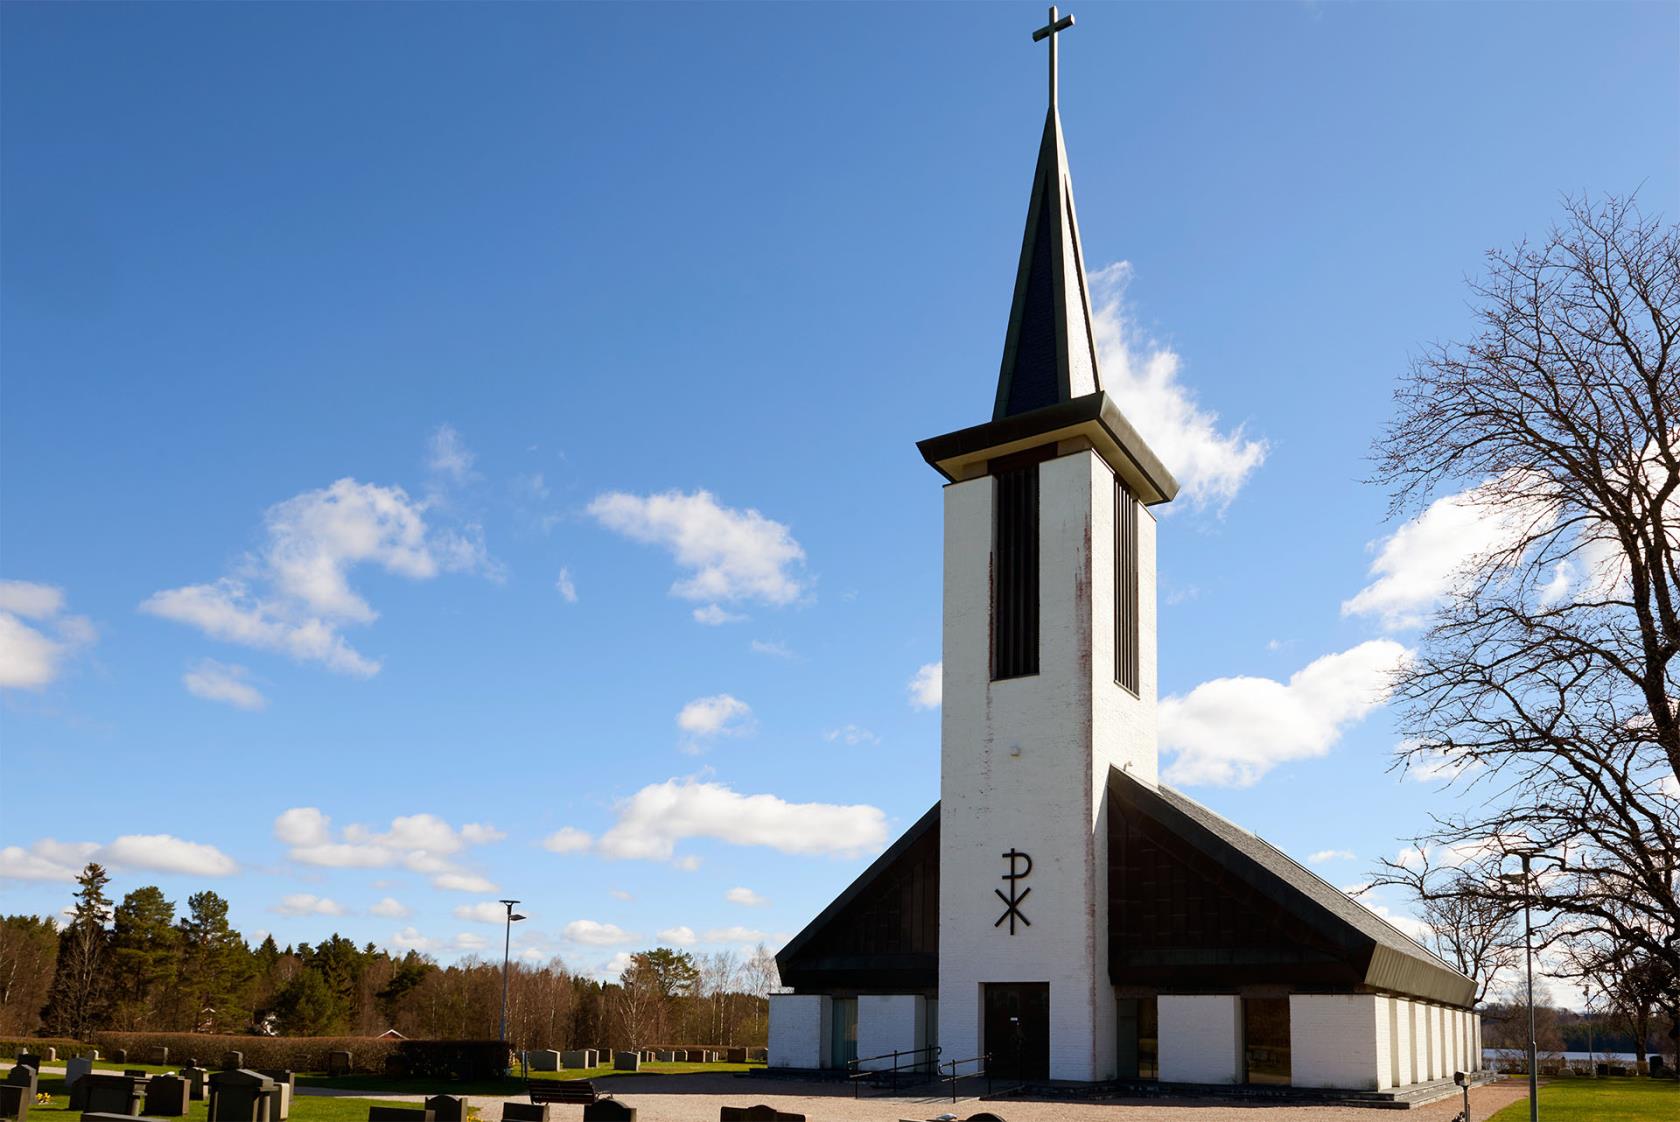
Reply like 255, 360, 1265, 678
88, 1033, 400, 1074
391, 1040, 511, 1082
0, 1038, 92, 1061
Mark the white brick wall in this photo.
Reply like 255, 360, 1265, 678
1289, 994, 1386, 1091
768, 994, 830, 1070
1427, 1004, 1445, 1080
856, 995, 926, 1070
1157, 996, 1241, 1084
1390, 998, 1413, 1088
1473, 1012, 1484, 1071
936, 451, 1159, 1082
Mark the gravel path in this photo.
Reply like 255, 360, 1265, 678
355, 1074, 1533, 1121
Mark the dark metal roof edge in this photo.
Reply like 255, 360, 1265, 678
775, 801, 941, 971
917, 393, 1180, 504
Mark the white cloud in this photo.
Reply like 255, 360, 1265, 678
658, 925, 697, 945
370, 897, 411, 918
725, 886, 768, 907
588, 489, 808, 611
1342, 480, 1554, 630
0, 581, 96, 690
674, 855, 703, 872
183, 659, 266, 710
556, 567, 578, 604
1090, 263, 1268, 510
274, 893, 346, 917
692, 604, 746, 625
1307, 849, 1357, 865
600, 951, 635, 979
453, 931, 489, 951
824, 724, 879, 746
1401, 738, 1486, 785
432, 871, 498, 893
142, 478, 496, 677
677, 694, 754, 739
563, 919, 638, 947
1160, 640, 1410, 787
543, 827, 593, 854
609, 889, 633, 901
749, 639, 794, 659
1, 835, 236, 881
454, 901, 514, 924
390, 926, 434, 952
908, 662, 942, 710
427, 424, 477, 483
596, 778, 888, 862
275, 808, 500, 891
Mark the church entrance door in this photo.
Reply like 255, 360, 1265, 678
983, 982, 1049, 1080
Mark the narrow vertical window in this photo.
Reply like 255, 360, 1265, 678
1116, 477, 1139, 693
993, 455, 1041, 680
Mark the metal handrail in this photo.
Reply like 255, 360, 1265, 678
845, 1045, 942, 1097
937, 1053, 992, 1103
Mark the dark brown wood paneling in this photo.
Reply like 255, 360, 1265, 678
1115, 479, 1139, 693
992, 458, 1041, 681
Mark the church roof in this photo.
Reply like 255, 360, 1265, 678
1108, 767, 1477, 1007
992, 107, 1105, 420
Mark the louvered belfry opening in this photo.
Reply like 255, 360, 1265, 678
992, 448, 1047, 681
1116, 477, 1139, 693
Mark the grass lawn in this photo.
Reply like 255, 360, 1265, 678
29, 1077, 398, 1122
1487, 1076, 1678, 1122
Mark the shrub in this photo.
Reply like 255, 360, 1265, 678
86, 1032, 399, 1074
392, 1040, 511, 1082
0, 1038, 91, 1061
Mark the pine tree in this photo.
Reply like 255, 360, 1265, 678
108, 886, 180, 1028
177, 891, 252, 1032
41, 863, 113, 1038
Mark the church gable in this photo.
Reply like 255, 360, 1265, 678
775, 804, 939, 993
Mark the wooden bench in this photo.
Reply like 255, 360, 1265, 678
527, 1081, 603, 1106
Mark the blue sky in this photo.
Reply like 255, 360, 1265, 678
3, 2, 1676, 986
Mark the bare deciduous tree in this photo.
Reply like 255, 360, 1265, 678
1372, 195, 1679, 992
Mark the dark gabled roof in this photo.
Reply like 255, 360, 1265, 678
775, 803, 939, 993
1109, 767, 1476, 1007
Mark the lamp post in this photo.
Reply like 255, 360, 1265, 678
1500, 854, 1538, 1122
498, 899, 527, 1046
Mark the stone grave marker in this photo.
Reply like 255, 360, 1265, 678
12, 1057, 37, 1074
500, 1105, 549, 1122
178, 1067, 208, 1102
219, 1052, 244, 1072
38, 1051, 54, 1064
423, 1096, 467, 1122
725, 1047, 748, 1064
147, 1047, 169, 1066
0, 1065, 37, 1122
581, 1102, 635, 1121
111, 1050, 128, 1065
612, 1052, 639, 1073
206, 1069, 274, 1122
527, 1050, 560, 1072
82, 1074, 149, 1117
326, 1052, 352, 1078
143, 1074, 190, 1118
559, 1051, 589, 1070
65, 1057, 94, 1087
655, 1051, 675, 1063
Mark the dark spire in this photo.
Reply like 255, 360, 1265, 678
993, 8, 1102, 421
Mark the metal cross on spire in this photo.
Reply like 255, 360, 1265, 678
1032, 6, 1075, 109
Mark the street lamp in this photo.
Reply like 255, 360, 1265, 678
498, 899, 527, 1046
1499, 854, 1538, 1122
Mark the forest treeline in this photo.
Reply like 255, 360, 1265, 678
0, 864, 778, 1049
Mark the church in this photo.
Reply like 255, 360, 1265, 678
765, 10, 1483, 1097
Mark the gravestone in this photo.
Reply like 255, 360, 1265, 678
219, 1052, 244, 1072
111, 1050, 128, 1065
560, 1051, 590, 1070
527, 1050, 561, 1072
423, 1095, 467, 1122
82, 1074, 149, 1117
65, 1056, 94, 1087
725, 1048, 748, 1064
582, 1102, 636, 1122
206, 1069, 275, 1122
12, 1057, 37, 1074
147, 1047, 169, 1066
326, 1052, 352, 1078
500, 1105, 549, 1122
582, 1049, 598, 1068
178, 1067, 208, 1102
83, 1050, 101, 1061
366, 1110, 432, 1122
655, 1052, 675, 1063
1651, 1055, 1668, 1077
612, 1052, 639, 1072
256, 1071, 294, 1119
38, 1051, 53, 1064
0, 1066, 37, 1122
143, 1075, 190, 1118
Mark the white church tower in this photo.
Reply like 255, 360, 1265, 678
914, 6, 1178, 1083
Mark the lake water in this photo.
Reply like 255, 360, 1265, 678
1482, 1049, 1651, 1063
